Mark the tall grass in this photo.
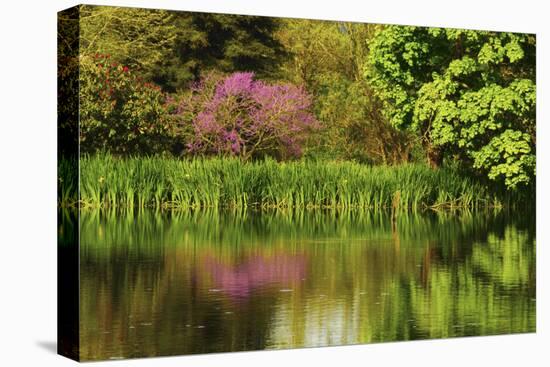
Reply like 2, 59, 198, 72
59, 154, 510, 210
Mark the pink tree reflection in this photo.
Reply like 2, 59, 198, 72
200, 253, 307, 299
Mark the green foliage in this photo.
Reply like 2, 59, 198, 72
79, 55, 172, 154
472, 129, 535, 188
80, 5, 286, 91
313, 73, 412, 163
366, 26, 536, 188
80, 5, 178, 72
277, 21, 411, 163
150, 12, 286, 91
61, 154, 504, 210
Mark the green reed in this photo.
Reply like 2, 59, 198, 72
60, 154, 508, 210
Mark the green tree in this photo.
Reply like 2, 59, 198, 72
366, 26, 535, 189
152, 12, 286, 91
80, 5, 286, 92
277, 20, 412, 163
80, 5, 178, 72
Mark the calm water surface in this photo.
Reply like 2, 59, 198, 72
65, 209, 535, 360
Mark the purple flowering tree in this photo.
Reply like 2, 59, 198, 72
172, 72, 319, 159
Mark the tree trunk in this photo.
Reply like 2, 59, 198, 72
426, 144, 442, 169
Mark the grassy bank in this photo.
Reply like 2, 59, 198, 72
59, 155, 515, 210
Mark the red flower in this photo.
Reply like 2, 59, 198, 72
122, 66, 129, 73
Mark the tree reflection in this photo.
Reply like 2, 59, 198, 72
74, 208, 535, 360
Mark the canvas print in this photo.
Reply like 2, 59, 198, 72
57, 5, 536, 361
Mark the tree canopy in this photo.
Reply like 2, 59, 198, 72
80, 6, 286, 91
277, 20, 411, 163
366, 26, 536, 188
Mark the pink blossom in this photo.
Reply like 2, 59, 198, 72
175, 72, 319, 159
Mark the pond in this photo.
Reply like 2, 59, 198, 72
61, 208, 536, 360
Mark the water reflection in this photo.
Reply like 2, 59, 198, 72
74, 209, 535, 360
201, 253, 306, 299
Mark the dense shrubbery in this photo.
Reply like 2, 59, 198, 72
80, 57, 318, 159
79, 54, 172, 155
